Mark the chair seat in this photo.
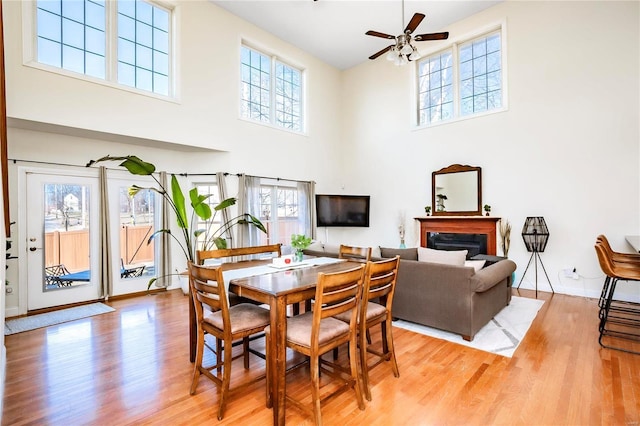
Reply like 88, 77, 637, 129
204, 303, 270, 333
284, 312, 351, 348
334, 301, 386, 323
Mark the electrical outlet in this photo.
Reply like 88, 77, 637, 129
571, 268, 579, 280
563, 268, 574, 278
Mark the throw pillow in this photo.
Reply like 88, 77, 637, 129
306, 241, 325, 252
417, 247, 467, 266
380, 247, 418, 261
371, 246, 382, 259
464, 259, 486, 272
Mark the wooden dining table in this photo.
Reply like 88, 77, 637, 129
218, 257, 362, 426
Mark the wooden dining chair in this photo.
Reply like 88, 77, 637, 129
338, 244, 372, 263
335, 256, 401, 401
196, 243, 282, 265
195, 244, 281, 369
188, 261, 271, 420
265, 265, 366, 425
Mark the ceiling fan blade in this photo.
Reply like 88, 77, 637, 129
369, 45, 394, 60
414, 32, 450, 41
366, 30, 396, 40
405, 13, 425, 34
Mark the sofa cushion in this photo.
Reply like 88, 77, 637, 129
417, 247, 467, 266
380, 247, 418, 261
323, 243, 341, 254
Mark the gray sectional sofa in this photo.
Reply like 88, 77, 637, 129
303, 244, 516, 341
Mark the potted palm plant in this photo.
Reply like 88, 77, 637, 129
87, 155, 267, 289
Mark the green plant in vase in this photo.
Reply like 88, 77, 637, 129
436, 194, 447, 212
291, 234, 312, 262
87, 155, 267, 289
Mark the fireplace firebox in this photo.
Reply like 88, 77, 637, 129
427, 232, 488, 259
415, 216, 500, 256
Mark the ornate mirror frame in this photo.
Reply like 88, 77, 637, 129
431, 164, 482, 216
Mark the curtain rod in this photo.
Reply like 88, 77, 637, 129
181, 172, 314, 185
10, 158, 193, 177
9, 157, 89, 169
240, 173, 315, 185
10, 159, 315, 184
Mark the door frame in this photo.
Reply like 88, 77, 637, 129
17, 165, 101, 315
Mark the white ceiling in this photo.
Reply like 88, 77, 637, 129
211, 1, 502, 70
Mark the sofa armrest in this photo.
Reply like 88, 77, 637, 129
471, 259, 517, 293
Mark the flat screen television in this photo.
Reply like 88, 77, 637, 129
316, 194, 370, 227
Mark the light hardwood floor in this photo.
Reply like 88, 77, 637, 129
2, 288, 639, 425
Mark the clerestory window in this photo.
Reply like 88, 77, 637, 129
417, 28, 505, 126
33, 0, 172, 97
240, 45, 304, 133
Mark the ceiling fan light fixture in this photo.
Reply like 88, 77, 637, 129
409, 48, 421, 61
386, 47, 398, 61
395, 55, 408, 66
400, 43, 414, 56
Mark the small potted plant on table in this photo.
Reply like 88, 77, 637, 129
291, 234, 312, 262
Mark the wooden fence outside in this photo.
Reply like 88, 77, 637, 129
45, 225, 154, 272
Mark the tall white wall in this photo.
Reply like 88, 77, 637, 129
2, 0, 345, 314
339, 1, 640, 299
2, 0, 639, 314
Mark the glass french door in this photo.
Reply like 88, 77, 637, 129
107, 174, 159, 295
26, 172, 101, 310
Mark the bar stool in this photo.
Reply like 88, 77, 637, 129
594, 241, 640, 354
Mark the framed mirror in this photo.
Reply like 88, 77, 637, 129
432, 164, 482, 216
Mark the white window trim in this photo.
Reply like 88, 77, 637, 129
239, 39, 308, 136
411, 19, 509, 130
21, 0, 181, 103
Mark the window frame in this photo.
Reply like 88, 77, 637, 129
414, 22, 508, 129
22, 0, 177, 101
239, 42, 306, 135
258, 181, 301, 246
190, 181, 223, 251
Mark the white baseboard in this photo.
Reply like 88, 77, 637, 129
5, 307, 21, 319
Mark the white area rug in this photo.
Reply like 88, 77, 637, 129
5, 303, 115, 335
393, 296, 544, 357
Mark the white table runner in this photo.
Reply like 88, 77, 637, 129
222, 256, 345, 283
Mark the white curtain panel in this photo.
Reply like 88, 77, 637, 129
216, 172, 232, 248
99, 166, 113, 299
297, 180, 316, 240
237, 174, 262, 247
158, 171, 171, 287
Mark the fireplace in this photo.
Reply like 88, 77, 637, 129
427, 232, 488, 258
415, 216, 500, 256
